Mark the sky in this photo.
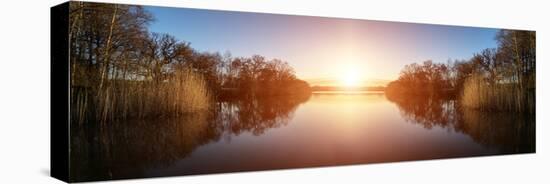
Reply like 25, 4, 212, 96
145, 6, 499, 86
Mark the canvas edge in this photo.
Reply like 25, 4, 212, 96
51, 1, 71, 183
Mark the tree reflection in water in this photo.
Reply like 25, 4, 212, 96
386, 94, 535, 154
69, 93, 310, 182
216, 94, 310, 137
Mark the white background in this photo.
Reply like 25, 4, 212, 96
0, 0, 547, 183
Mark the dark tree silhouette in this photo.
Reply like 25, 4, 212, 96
69, 2, 312, 124
386, 30, 535, 113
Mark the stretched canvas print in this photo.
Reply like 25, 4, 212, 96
51, 1, 536, 182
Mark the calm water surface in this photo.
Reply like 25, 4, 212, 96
71, 92, 535, 181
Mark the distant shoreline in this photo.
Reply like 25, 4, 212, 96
312, 90, 385, 94
311, 85, 385, 92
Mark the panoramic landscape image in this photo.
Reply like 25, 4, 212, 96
67, 2, 535, 181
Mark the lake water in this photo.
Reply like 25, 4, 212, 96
70, 91, 535, 181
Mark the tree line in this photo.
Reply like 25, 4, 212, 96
386, 30, 535, 114
69, 2, 310, 123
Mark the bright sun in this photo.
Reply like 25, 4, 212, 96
340, 69, 361, 87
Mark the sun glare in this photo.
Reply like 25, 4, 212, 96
340, 69, 361, 87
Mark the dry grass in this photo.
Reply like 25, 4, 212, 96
461, 74, 534, 114
72, 68, 212, 124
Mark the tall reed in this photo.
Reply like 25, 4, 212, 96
461, 74, 534, 114
71, 68, 212, 124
